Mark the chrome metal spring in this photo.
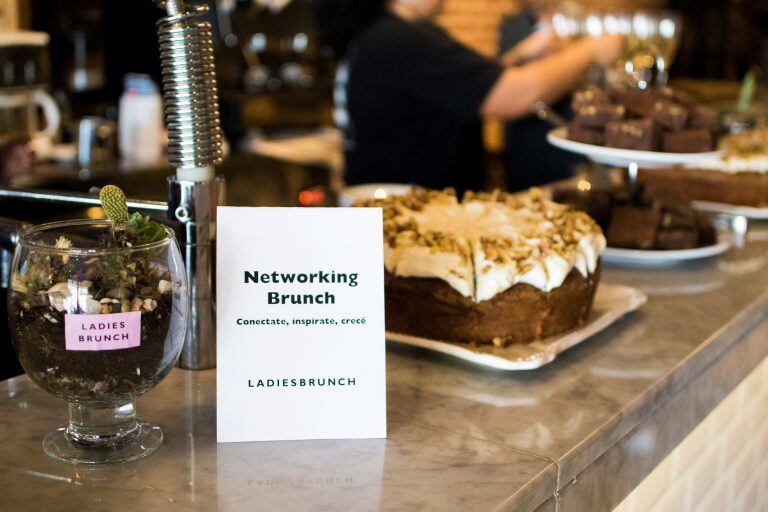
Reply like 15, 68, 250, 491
157, 1, 223, 170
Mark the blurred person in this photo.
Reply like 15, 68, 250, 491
316, 0, 621, 192
499, 0, 586, 191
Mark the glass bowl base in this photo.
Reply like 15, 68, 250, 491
43, 421, 163, 464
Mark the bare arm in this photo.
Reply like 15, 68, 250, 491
482, 35, 622, 119
500, 26, 560, 67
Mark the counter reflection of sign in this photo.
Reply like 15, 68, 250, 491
216, 207, 387, 443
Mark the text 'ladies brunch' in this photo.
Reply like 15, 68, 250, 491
244, 270, 359, 305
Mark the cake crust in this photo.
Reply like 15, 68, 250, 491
385, 266, 600, 346
639, 167, 768, 207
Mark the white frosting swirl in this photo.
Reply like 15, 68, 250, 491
374, 189, 606, 303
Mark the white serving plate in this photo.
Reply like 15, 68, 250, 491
386, 284, 647, 371
547, 127, 723, 169
602, 231, 733, 267
693, 201, 768, 220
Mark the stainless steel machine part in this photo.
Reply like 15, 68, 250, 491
157, 0, 223, 171
157, 0, 225, 370
168, 176, 224, 370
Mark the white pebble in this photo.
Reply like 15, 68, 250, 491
85, 298, 102, 314
142, 298, 158, 312
47, 282, 72, 298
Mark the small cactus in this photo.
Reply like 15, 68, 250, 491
99, 185, 129, 224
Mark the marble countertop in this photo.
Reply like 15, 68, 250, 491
2, 223, 768, 512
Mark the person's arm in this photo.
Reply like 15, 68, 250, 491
500, 26, 560, 67
482, 35, 622, 119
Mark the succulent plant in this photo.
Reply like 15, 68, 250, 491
127, 213, 167, 245
99, 185, 130, 224
98, 185, 166, 245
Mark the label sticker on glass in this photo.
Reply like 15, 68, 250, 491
65, 311, 142, 351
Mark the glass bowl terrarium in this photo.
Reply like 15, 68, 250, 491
8, 186, 188, 464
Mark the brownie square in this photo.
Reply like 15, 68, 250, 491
658, 86, 696, 106
567, 123, 605, 145
655, 229, 700, 250
605, 119, 660, 151
663, 129, 714, 153
606, 206, 662, 249
688, 105, 720, 131
641, 185, 695, 215
697, 213, 717, 246
611, 88, 658, 116
552, 186, 613, 230
573, 104, 626, 128
660, 210, 697, 230
651, 100, 689, 131
572, 87, 611, 111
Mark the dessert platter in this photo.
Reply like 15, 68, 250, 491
547, 127, 722, 168
553, 183, 733, 266
600, 237, 732, 266
356, 188, 646, 370
547, 85, 724, 168
639, 128, 768, 219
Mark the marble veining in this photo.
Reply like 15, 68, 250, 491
0, 372, 558, 512
1, 224, 768, 511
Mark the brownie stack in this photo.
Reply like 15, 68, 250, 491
554, 185, 716, 250
568, 86, 720, 153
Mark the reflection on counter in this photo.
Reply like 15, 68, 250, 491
217, 440, 384, 510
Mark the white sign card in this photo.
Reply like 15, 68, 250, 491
216, 207, 387, 443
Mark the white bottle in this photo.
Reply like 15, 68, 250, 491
118, 74, 165, 167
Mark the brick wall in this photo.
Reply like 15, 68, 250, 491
0, 0, 20, 31
438, 0, 520, 58
613, 355, 768, 512
437, 0, 667, 57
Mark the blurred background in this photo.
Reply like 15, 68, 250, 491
0, 1, 765, 193
0, 0, 766, 378
1, 0, 766, 169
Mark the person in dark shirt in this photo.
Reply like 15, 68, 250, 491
316, 0, 621, 192
498, 1, 586, 191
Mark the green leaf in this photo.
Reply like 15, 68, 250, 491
737, 68, 758, 114
127, 212, 167, 245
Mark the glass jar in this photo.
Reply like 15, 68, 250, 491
8, 219, 188, 464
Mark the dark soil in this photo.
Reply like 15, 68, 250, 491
10, 293, 179, 406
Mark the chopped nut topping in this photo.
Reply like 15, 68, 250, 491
356, 188, 604, 294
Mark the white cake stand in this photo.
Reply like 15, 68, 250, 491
547, 127, 724, 191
